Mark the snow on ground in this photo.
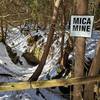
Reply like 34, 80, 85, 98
6, 27, 28, 52
0, 42, 68, 100
85, 30, 100, 60
0, 26, 100, 100
0, 27, 68, 100
0, 43, 34, 78
5, 27, 63, 78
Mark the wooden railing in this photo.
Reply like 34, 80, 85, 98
0, 75, 100, 92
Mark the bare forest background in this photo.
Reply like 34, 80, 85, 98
0, 0, 100, 100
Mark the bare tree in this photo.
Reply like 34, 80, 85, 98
73, 0, 88, 100
0, 19, 5, 43
29, 0, 61, 81
58, 0, 66, 64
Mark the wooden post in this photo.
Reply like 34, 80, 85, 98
73, 0, 88, 100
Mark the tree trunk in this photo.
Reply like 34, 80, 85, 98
29, 0, 61, 81
84, 40, 100, 100
1, 19, 5, 43
58, 0, 66, 64
73, 38, 86, 100
73, 0, 88, 100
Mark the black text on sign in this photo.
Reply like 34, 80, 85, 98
70, 16, 94, 37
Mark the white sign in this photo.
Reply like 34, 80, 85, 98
70, 16, 94, 37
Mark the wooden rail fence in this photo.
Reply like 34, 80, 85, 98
0, 75, 100, 92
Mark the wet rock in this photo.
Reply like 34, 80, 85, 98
6, 45, 19, 64
22, 51, 39, 66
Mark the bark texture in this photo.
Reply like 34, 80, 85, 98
73, 0, 88, 100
